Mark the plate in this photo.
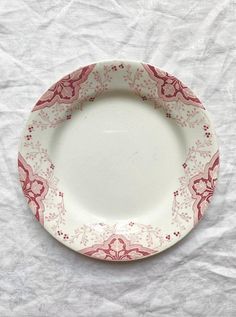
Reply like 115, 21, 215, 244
18, 60, 219, 261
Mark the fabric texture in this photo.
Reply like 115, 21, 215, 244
0, 0, 235, 316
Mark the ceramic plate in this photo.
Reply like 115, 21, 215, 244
18, 60, 219, 261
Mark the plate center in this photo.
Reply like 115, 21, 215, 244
50, 91, 186, 221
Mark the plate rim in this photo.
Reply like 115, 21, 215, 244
18, 59, 220, 261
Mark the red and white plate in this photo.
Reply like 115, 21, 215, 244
18, 60, 219, 261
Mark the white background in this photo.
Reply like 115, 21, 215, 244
0, 0, 236, 316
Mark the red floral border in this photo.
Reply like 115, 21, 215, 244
80, 234, 155, 261
33, 64, 95, 112
189, 151, 219, 223
18, 153, 49, 224
143, 64, 203, 108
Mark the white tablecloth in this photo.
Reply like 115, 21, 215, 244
0, 0, 236, 316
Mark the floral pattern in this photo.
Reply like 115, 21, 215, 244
80, 234, 155, 261
171, 137, 216, 229
189, 151, 219, 223
143, 64, 203, 108
18, 153, 48, 224
22, 141, 67, 230
123, 64, 206, 129
65, 221, 174, 251
33, 65, 95, 112
30, 65, 113, 131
